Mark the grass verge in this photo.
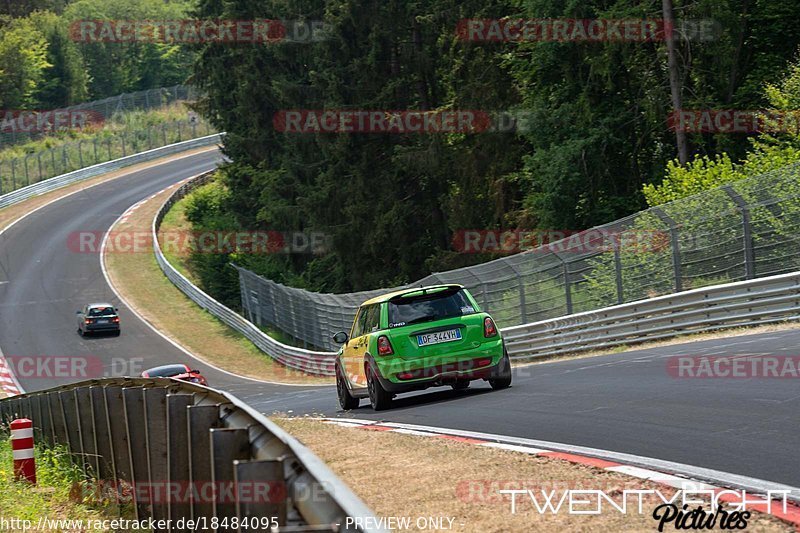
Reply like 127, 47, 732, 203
0, 437, 131, 527
103, 183, 331, 385
276, 418, 793, 533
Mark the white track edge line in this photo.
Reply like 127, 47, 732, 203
100, 174, 332, 388
319, 418, 800, 502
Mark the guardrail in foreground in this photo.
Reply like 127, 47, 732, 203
0, 378, 383, 532
503, 269, 800, 359
153, 173, 337, 376
0, 133, 223, 210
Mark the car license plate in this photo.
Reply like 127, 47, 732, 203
97, 319, 108, 324
417, 329, 461, 347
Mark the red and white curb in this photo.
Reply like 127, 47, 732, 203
0, 350, 23, 396
318, 417, 800, 528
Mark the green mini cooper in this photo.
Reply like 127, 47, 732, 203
333, 284, 512, 411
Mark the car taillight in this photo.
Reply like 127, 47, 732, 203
484, 317, 498, 337
112, 317, 120, 323
85, 318, 93, 324
377, 335, 394, 356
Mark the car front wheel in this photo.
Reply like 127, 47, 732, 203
367, 367, 392, 411
336, 367, 360, 410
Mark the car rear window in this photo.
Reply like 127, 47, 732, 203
146, 364, 188, 377
88, 306, 116, 316
388, 288, 475, 328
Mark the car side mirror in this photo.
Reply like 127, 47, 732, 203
76, 310, 81, 314
115, 307, 119, 312
333, 331, 349, 344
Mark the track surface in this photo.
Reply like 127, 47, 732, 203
1, 151, 799, 489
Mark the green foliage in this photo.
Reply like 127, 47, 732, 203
0, 15, 51, 108
645, 51, 800, 206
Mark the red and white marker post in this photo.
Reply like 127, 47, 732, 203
10, 418, 36, 484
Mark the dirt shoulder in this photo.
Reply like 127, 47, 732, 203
103, 181, 331, 385
276, 417, 793, 533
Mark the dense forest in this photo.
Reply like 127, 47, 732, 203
0, 0, 194, 109
3, 0, 800, 297
189, 0, 800, 296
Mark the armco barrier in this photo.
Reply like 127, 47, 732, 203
153, 173, 337, 376
156, 175, 800, 368
0, 133, 223, 210
0, 378, 384, 532
503, 270, 800, 359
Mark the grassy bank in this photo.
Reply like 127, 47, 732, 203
0, 436, 124, 526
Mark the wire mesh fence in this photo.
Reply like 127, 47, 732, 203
0, 85, 198, 147
236, 162, 800, 351
0, 119, 214, 194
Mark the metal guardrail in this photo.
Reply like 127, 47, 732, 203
158, 174, 800, 367
503, 270, 800, 359
0, 378, 383, 532
153, 174, 337, 376
235, 162, 800, 352
0, 134, 222, 210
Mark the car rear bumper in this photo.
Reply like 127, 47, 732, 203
371, 339, 505, 393
85, 323, 120, 332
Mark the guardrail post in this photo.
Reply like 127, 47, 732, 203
210, 428, 250, 531
652, 207, 683, 292
234, 459, 287, 528
613, 240, 624, 304
24, 154, 31, 186
60, 390, 82, 463
123, 387, 150, 520
167, 394, 193, 532
104, 386, 130, 483
722, 185, 756, 279
144, 388, 169, 523
75, 388, 99, 475
48, 391, 67, 446
550, 250, 573, 315
90, 386, 114, 480
30, 395, 47, 445
11, 158, 17, 191
188, 404, 222, 525
507, 263, 527, 323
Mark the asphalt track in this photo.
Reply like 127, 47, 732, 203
1, 150, 799, 490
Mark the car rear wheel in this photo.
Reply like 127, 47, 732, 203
367, 367, 392, 411
336, 367, 360, 410
113, 330, 121, 337
451, 381, 470, 391
77, 328, 84, 337
489, 349, 512, 390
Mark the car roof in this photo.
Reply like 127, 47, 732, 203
144, 363, 190, 374
87, 302, 116, 309
360, 284, 464, 306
